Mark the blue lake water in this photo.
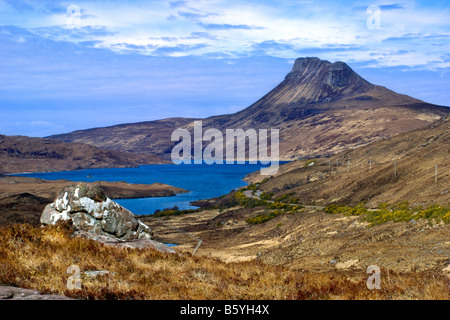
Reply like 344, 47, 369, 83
17, 163, 278, 215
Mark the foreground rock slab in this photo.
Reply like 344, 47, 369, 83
73, 230, 176, 253
0, 286, 73, 300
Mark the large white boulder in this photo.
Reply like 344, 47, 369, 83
41, 183, 152, 240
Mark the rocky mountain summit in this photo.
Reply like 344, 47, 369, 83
276, 57, 375, 104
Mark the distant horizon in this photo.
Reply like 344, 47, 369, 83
1, 0, 450, 137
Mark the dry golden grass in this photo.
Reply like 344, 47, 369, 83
0, 223, 448, 300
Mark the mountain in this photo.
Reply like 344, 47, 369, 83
244, 115, 450, 207
50, 57, 450, 160
0, 134, 167, 174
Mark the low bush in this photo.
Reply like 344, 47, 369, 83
324, 202, 368, 216
235, 191, 270, 208
245, 210, 283, 225
259, 192, 274, 200
365, 202, 450, 226
324, 201, 450, 227
303, 159, 316, 167
273, 192, 295, 202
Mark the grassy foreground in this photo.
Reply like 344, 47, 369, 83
0, 223, 448, 300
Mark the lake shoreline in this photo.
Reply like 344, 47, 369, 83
15, 164, 270, 216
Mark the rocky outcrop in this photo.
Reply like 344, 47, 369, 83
286, 57, 375, 99
0, 286, 73, 300
0, 177, 188, 228
72, 230, 176, 253
41, 183, 152, 240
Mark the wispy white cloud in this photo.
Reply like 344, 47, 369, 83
2, 1, 450, 137
2, 0, 449, 69
30, 120, 59, 127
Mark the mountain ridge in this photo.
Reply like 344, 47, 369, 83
49, 57, 450, 160
0, 134, 168, 174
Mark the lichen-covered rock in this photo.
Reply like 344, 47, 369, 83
41, 183, 152, 240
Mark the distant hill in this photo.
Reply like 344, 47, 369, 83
0, 134, 167, 174
50, 57, 450, 161
50, 118, 198, 158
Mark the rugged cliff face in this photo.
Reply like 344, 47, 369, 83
49, 57, 450, 160
275, 57, 375, 104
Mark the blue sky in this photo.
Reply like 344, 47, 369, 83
1, 0, 450, 137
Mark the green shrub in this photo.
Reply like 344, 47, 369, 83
324, 202, 367, 216
303, 159, 316, 167
237, 191, 305, 225
244, 204, 304, 224
235, 191, 270, 208
246, 210, 283, 225
274, 193, 295, 202
242, 184, 258, 191
260, 192, 274, 200
235, 191, 247, 203
325, 202, 450, 227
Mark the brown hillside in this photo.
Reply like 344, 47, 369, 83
0, 134, 167, 174
245, 116, 450, 207
50, 117, 198, 158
